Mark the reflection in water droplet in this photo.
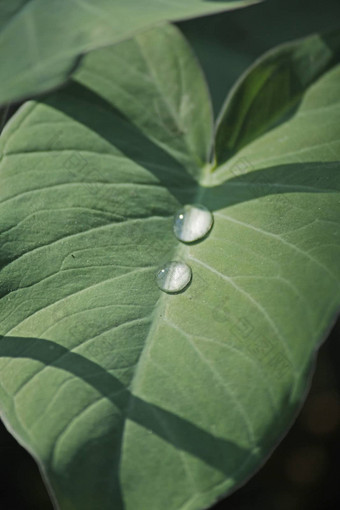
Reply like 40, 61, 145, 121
173, 204, 213, 243
156, 261, 192, 294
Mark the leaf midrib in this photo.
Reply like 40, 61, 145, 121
116, 164, 213, 487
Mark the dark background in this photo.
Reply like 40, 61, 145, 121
1, 0, 340, 508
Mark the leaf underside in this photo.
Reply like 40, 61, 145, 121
0, 23, 340, 510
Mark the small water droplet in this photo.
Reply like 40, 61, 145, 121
173, 204, 213, 243
156, 261, 192, 294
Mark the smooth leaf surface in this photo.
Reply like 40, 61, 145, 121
0, 0, 261, 107
1, 24, 340, 510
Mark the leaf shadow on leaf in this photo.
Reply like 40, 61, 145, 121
43, 82, 339, 216
0, 335, 251, 508
203, 161, 340, 213
45, 81, 198, 205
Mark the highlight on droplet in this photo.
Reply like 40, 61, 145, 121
156, 261, 192, 294
173, 204, 213, 243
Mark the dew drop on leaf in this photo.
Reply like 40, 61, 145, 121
156, 261, 192, 294
173, 204, 213, 243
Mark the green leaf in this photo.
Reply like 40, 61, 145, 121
215, 30, 340, 163
181, 0, 340, 115
1, 24, 340, 510
0, 0, 261, 107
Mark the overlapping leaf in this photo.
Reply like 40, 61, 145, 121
0, 23, 340, 510
0, 0, 261, 107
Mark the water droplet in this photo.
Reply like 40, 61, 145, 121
156, 261, 192, 294
173, 204, 213, 243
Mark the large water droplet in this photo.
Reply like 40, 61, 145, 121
156, 261, 192, 294
173, 204, 213, 243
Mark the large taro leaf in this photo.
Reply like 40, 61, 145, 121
1, 23, 340, 510
0, 0, 261, 107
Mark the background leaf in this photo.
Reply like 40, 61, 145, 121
181, 0, 340, 115
215, 31, 340, 163
1, 23, 340, 510
0, 0, 261, 107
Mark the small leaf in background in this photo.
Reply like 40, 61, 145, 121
215, 30, 340, 162
0, 21, 340, 510
180, 0, 340, 115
